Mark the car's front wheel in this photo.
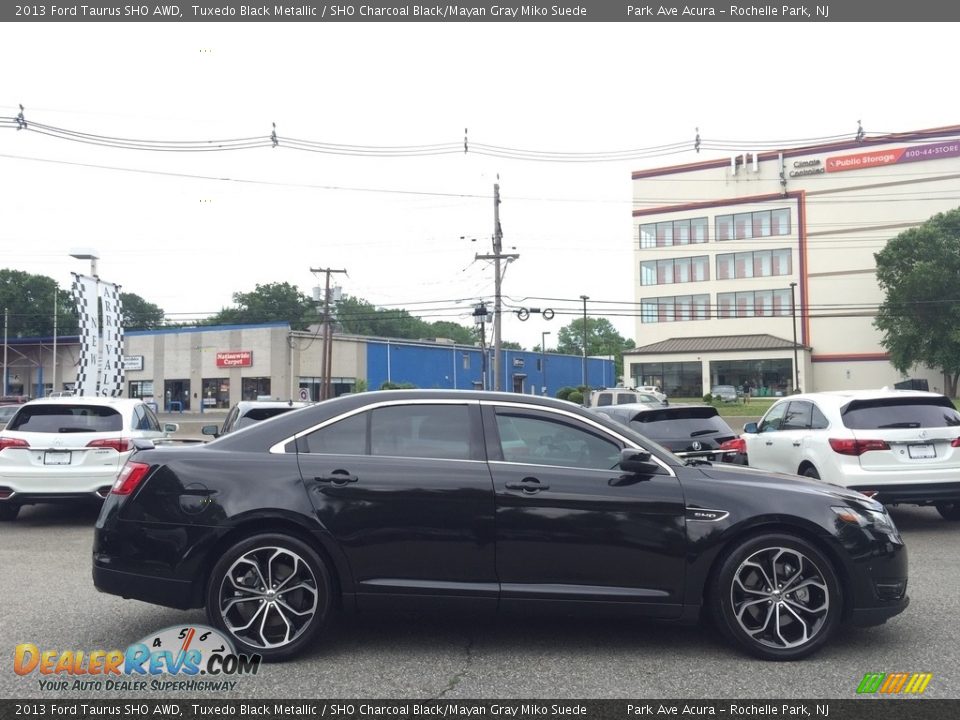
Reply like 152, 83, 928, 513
936, 502, 960, 521
710, 533, 842, 660
0, 504, 20, 521
206, 533, 333, 661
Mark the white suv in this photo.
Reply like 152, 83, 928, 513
0, 397, 178, 520
742, 389, 960, 520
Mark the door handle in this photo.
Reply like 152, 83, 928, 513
792, 441, 802, 447
315, 471, 359, 486
505, 478, 550, 493
765, 441, 774, 446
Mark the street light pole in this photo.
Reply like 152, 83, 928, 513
790, 282, 800, 393
541, 330, 550, 396
580, 295, 589, 388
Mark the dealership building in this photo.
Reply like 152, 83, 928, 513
624, 124, 960, 398
2, 323, 615, 409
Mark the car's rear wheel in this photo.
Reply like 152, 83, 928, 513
710, 533, 841, 660
936, 502, 960, 521
801, 466, 820, 480
206, 533, 332, 661
0, 504, 20, 521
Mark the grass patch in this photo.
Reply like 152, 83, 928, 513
671, 397, 777, 416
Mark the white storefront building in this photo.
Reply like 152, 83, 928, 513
623, 124, 960, 398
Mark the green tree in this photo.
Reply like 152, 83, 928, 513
120, 292, 166, 331
0, 269, 78, 337
555, 317, 635, 380
874, 207, 960, 397
207, 282, 317, 331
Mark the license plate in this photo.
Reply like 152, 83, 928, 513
907, 444, 936, 459
43, 451, 72, 466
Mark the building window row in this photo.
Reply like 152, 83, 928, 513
639, 216, 709, 248
640, 288, 793, 323
640, 255, 710, 286
717, 289, 793, 318
716, 249, 792, 280
640, 294, 711, 323
716, 208, 791, 241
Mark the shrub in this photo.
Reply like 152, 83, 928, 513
556, 386, 577, 401
703, 393, 713, 404
568, 390, 584, 405
380, 381, 417, 390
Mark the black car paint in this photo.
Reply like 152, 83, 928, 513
94, 390, 906, 632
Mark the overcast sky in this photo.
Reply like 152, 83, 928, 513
1, 22, 956, 349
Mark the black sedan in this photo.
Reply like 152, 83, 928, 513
93, 390, 908, 661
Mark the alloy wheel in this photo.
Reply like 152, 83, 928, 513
218, 546, 319, 650
730, 546, 830, 650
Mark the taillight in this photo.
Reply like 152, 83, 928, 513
951, 438, 960, 448
0, 437, 30, 451
829, 438, 890, 456
87, 438, 133, 453
719, 437, 746, 453
111, 461, 150, 495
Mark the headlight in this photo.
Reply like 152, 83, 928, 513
831, 505, 899, 537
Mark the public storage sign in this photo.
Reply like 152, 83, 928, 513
216, 351, 253, 368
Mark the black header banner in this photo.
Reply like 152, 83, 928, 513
0, 700, 956, 720
3, 0, 959, 22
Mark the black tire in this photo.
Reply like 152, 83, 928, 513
206, 533, 333, 661
801, 466, 820, 480
936, 502, 960, 521
0, 504, 20, 521
709, 533, 842, 660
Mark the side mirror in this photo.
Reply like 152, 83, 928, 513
619, 448, 661, 475
163, 422, 179, 435
201, 425, 220, 437
743, 422, 758, 434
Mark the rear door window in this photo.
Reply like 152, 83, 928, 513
7, 404, 123, 433
841, 397, 960, 429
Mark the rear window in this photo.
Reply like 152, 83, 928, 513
7, 404, 122, 433
616, 393, 640, 405
234, 407, 296, 429
841, 397, 960, 430
628, 407, 732, 440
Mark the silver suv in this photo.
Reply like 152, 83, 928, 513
202, 400, 311, 438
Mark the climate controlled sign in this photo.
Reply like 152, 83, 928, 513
826, 139, 960, 172
216, 351, 253, 368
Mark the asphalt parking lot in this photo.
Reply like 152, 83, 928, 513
1, 501, 958, 701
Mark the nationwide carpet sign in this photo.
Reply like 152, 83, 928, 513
826, 139, 960, 172
216, 350, 253, 368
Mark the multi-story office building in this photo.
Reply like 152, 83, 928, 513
623, 124, 960, 398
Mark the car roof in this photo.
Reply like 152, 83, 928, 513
770, 389, 948, 406
234, 400, 311, 414
20, 396, 145, 408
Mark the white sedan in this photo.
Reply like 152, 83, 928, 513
0, 397, 178, 521
742, 389, 960, 520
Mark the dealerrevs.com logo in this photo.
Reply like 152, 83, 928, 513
856, 672, 933, 694
14, 625, 261, 692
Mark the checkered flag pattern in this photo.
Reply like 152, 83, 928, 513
99, 281, 124, 397
71, 273, 100, 397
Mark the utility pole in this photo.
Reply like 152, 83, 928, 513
52, 288, 58, 396
580, 295, 589, 388
3, 308, 7, 396
790, 282, 801, 392
475, 182, 519, 391
310, 267, 347, 400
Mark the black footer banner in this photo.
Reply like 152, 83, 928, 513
0, 700, 956, 720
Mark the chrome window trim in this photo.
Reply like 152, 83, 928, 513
269, 397, 675, 477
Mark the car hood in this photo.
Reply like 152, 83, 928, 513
693, 462, 868, 503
